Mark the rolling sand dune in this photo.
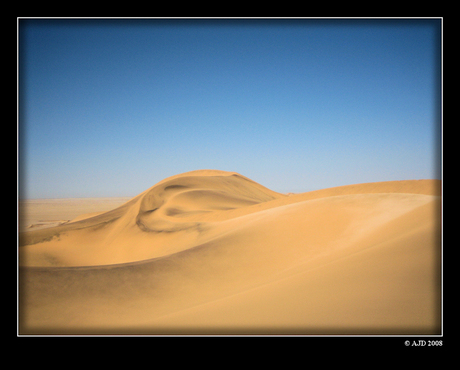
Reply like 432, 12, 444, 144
18, 170, 442, 335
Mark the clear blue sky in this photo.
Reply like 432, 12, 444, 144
19, 19, 441, 198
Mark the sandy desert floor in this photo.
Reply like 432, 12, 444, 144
19, 197, 133, 232
18, 170, 442, 335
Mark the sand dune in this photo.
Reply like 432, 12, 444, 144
18, 170, 441, 335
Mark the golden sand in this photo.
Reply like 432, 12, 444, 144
18, 170, 441, 334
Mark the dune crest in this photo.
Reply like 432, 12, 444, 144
19, 171, 441, 334
20, 170, 283, 267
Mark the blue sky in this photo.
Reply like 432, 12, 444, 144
19, 19, 441, 198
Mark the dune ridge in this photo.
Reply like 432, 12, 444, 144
19, 170, 441, 334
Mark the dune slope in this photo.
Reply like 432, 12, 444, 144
18, 170, 441, 334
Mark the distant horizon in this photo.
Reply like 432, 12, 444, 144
18, 168, 442, 200
19, 18, 442, 199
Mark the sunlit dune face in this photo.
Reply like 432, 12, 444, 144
18, 171, 441, 335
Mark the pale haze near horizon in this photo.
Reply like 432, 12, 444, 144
19, 19, 441, 199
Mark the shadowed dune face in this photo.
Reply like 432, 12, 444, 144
18, 170, 442, 335
136, 173, 281, 232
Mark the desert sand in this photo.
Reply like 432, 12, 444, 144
18, 170, 442, 335
19, 197, 132, 232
